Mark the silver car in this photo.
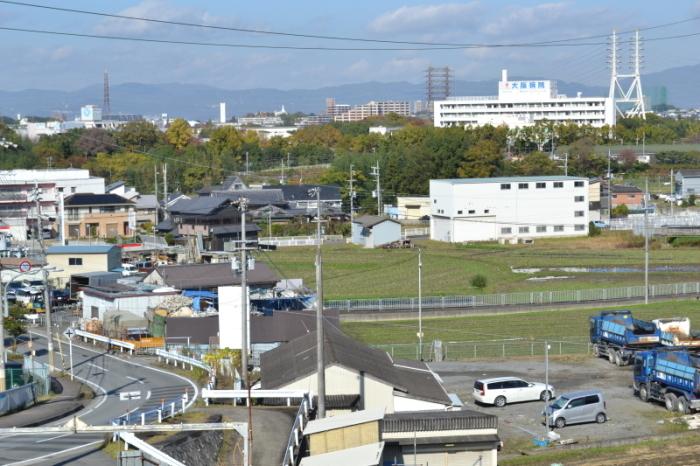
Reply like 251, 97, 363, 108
544, 390, 607, 429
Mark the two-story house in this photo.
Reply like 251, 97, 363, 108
64, 193, 136, 239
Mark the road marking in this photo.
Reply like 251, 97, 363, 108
88, 362, 110, 373
147, 390, 152, 400
5, 440, 103, 466
127, 375, 145, 384
35, 433, 72, 443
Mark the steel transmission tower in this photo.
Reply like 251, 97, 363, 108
608, 30, 646, 119
425, 66, 453, 113
103, 70, 111, 116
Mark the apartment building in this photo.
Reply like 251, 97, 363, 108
332, 101, 411, 123
430, 176, 589, 243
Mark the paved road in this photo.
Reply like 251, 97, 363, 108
0, 331, 197, 465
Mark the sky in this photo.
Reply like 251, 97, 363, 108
0, 0, 700, 91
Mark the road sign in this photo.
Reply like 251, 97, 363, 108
18, 260, 31, 273
63, 327, 76, 340
63, 328, 76, 381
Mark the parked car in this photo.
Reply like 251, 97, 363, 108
473, 377, 554, 407
544, 390, 607, 428
592, 220, 608, 229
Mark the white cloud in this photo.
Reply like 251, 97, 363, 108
369, 3, 480, 34
50, 46, 73, 62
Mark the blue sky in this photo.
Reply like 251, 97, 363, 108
0, 0, 699, 90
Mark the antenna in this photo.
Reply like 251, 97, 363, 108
609, 29, 646, 119
103, 70, 111, 116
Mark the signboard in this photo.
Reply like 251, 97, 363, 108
18, 260, 31, 273
503, 80, 546, 90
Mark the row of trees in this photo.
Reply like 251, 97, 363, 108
1, 113, 700, 213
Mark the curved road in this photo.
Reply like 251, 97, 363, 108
0, 332, 197, 465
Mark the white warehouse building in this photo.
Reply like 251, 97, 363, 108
430, 176, 589, 243
434, 70, 615, 128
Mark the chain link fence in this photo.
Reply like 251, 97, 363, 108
374, 338, 591, 362
327, 281, 700, 312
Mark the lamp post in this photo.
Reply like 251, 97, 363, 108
543, 341, 551, 435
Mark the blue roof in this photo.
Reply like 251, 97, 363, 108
432, 176, 586, 185
47, 245, 117, 254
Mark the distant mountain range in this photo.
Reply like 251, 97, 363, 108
1, 63, 698, 121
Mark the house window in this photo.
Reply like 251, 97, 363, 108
500, 183, 511, 190
468, 210, 475, 214
554, 225, 564, 232
457, 210, 463, 215
575, 224, 586, 231
575, 196, 584, 202
518, 183, 528, 189
484, 209, 490, 214
501, 227, 512, 234
575, 211, 585, 217
433, 199, 437, 204
553, 182, 564, 188
536, 225, 547, 233
574, 181, 585, 187
519, 226, 529, 233
68, 257, 83, 266
536, 182, 546, 189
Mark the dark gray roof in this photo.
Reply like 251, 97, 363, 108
156, 217, 175, 232
64, 193, 133, 206
216, 189, 286, 206
263, 184, 341, 202
210, 224, 261, 235
611, 184, 643, 194
383, 410, 497, 433
169, 196, 231, 215
251, 310, 340, 344
261, 324, 452, 406
150, 261, 279, 289
106, 180, 125, 191
166, 315, 218, 345
678, 169, 700, 178
198, 175, 248, 195
353, 215, 400, 228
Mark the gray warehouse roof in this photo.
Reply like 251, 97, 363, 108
150, 261, 279, 289
352, 215, 399, 228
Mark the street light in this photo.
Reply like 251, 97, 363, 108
543, 341, 551, 436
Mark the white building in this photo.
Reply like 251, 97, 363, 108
430, 176, 589, 243
434, 70, 615, 128
16, 120, 86, 141
334, 101, 411, 123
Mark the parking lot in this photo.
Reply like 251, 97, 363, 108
432, 355, 680, 449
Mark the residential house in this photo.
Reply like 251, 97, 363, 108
611, 184, 644, 210
589, 179, 602, 221
395, 196, 431, 221
81, 284, 180, 321
133, 194, 159, 228
263, 184, 342, 210
46, 245, 122, 287
106, 180, 139, 200
675, 169, 700, 199
430, 176, 589, 243
351, 215, 402, 248
63, 193, 136, 239
260, 324, 456, 413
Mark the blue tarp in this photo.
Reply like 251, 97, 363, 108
182, 290, 218, 312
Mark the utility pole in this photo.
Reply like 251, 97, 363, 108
0, 267, 5, 391
280, 158, 286, 185
32, 184, 53, 370
239, 198, 249, 389
348, 164, 355, 226
607, 149, 612, 222
154, 165, 158, 199
644, 177, 649, 304
268, 209, 272, 238
564, 153, 568, 177
670, 169, 675, 216
162, 163, 168, 207
418, 249, 423, 361
245, 151, 249, 176
371, 162, 382, 216
311, 187, 326, 418
544, 341, 551, 434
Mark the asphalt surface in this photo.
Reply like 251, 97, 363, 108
0, 331, 198, 466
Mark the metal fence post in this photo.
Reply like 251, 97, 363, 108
559, 341, 562, 355
502, 343, 505, 358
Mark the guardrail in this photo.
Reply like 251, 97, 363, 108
74, 329, 135, 354
113, 391, 190, 426
258, 235, 344, 247
326, 281, 700, 313
156, 349, 211, 373
201, 388, 309, 407
282, 392, 313, 466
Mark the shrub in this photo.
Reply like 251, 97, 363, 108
470, 274, 487, 290
588, 222, 601, 237
611, 204, 629, 218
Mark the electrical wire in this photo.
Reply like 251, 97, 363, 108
2, 0, 700, 49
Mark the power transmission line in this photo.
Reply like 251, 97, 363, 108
2, 0, 700, 49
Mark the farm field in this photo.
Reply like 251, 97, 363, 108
258, 231, 700, 299
341, 299, 700, 346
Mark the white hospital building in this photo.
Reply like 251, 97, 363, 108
433, 70, 615, 128
430, 176, 589, 243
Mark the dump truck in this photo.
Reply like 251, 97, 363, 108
590, 310, 662, 366
654, 318, 700, 348
633, 348, 700, 413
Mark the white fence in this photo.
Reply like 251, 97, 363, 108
201, 388, 308, 407
258, 235, 344, 247
156, 349, 211, 373
74, 329, 135, 353
403, 227, 430, 237
326, 281, 700, 312
610, 214, 700, 234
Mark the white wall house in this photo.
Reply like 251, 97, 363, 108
430, 176, 589, 243
434, 69, 615, 129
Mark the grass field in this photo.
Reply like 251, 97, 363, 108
258, 231, 700, 299
341, 299, 700, 347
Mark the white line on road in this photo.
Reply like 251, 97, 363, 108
35, 433, 72, 443
88, 362, 110, 373
126, 375, 144, 384
5, 440, 103, 466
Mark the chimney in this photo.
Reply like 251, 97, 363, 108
219, 102, 226, 124
501, 69, 508, 82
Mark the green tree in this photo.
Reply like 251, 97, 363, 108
457, 140, 503, 178
511, 151, 561, 176
115, 121, 162, 150
611, 204, 630, 218
470, 274, 487, 290
5, 305, 26, 338
75, 128, 115, 156
165, 118, 193, 150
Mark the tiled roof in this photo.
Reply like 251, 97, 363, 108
64, 193, 132, 206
